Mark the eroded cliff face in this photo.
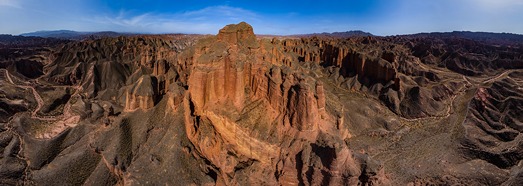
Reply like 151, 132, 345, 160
180, 22, 389, 185
254, 36, 461, 119
42, 35, 196, 103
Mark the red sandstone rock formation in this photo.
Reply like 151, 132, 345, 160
125, 75, 157, 111
182, 22, 388, 185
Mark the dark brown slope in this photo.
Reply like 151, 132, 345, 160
461, 71, 523, 179
390, 36, 523, 76
0, 23, 523, 185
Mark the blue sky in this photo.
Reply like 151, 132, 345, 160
1, 0, 522, 35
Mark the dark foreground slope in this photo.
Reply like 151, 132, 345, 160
0, 23, 523, 185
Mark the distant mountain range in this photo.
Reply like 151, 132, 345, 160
292, 30, 374, 38
20, 30, 136, 40
21, 30, 88, 38
0, 34, 66, 47
15, 30, 523, 46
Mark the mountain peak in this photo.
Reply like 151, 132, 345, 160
217, 22, 256, 46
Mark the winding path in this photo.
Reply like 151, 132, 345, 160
2, 69, 47, 119
482, 70, 514, 84
2, 69, 80, 138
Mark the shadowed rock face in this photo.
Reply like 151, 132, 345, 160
1, 23, 523, 185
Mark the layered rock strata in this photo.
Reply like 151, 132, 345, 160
182, 22, 388, 185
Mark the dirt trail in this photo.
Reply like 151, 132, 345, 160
2, 69, 81, 138
3, 69, 14, 84
483, 70, 514, 84
3, 69, 46, 119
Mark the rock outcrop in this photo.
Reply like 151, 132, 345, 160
166, 82, 185, 110
42, 35, 197, 101
125, 75, 157, 111
288, 82, 320, 131
217, 21, 257, 47
182, 22, 387, 185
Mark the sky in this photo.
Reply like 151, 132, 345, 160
0, 0, 522, 36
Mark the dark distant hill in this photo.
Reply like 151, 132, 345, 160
21, 30, 87, 38
0, 34, 67, 47
404, 31, 523, 46
20, 30, 136, 40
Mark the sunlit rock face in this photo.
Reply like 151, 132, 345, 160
125, 75, 157, 111
182, 22, 388, 185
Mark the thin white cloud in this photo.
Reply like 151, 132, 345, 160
474, 0, 523, 8
182, 6, 258, 18
0, 0, 21, 8
86, 5, 262, 34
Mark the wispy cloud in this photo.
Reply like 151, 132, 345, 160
102, 10, 153, 27
182, 6, 258, 19
0, 0, 21, 8
474, 0, 523, 8
86, 5, 261, 34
